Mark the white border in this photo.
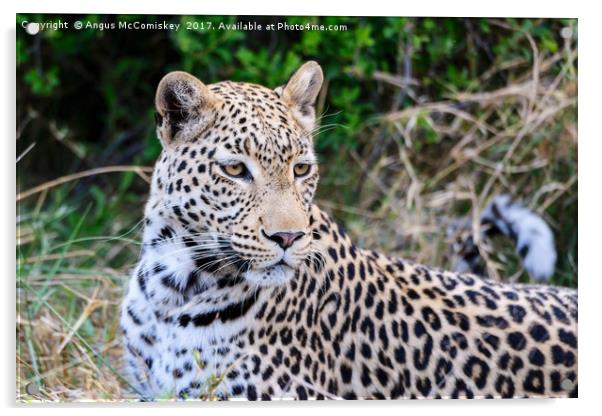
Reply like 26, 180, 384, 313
3, 1, 601, 415
10, 0, 581, 17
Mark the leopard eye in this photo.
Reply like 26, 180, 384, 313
221, 162, 250, 179
293, 163, 311, 178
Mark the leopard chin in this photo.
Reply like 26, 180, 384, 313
242, 263, 296, 287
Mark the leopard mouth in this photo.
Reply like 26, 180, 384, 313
263, 259, 294, 272
274, 259, 289, 267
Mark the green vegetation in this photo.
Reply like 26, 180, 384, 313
16, 15, 577, 401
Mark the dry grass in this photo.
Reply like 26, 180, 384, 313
16, 24, 577, 402
16, 198, 143, 402
325, 22, 577, 286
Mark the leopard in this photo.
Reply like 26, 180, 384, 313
120, 61, 578, 401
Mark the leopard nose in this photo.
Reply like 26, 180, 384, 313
263, 230, 305, 250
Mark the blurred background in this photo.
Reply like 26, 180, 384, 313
16, 15, 577, 401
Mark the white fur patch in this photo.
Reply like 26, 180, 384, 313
482, 195, 557, 281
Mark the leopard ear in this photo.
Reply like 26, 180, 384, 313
155, 71, 220, 146
281, 61, 324, 131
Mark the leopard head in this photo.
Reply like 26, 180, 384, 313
146, 61, 324, 288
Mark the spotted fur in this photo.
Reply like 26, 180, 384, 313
120, 62, 577, 400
